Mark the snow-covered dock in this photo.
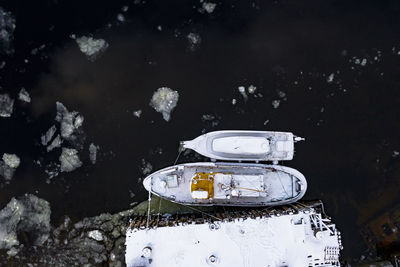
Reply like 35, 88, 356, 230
125, 203, 342, 267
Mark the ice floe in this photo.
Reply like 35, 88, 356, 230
133, 109, 142, 118
41, 125, 57, 146
18, 88, 31, 103
238, 86, 248, 102
59, 148, 82, 172
89, 143, 99, 164
327, 73, 335, 83
0, 194, 51, 256
55, 102, 84, 141
76, 36, 109, 61
140, 159, 153, 176
150, 87, 179, 121
248, 85, 257, 94
47, 134, 62, 152
88, 230, 104, 241
271, 99, 281, 109
202, 2, 217, 13
0, 93, 14, 117
117, 13, 125, 22
0, 153, 20, 182
187, 32, 201, 51
0, 7, 16, 55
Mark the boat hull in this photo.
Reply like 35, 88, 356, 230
143, 162, 307, 207
181, 130, 299, 161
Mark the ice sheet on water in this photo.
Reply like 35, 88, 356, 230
41, 125, 57, 146
59, 148, 82, 172
0, 7, 16, 55
76, 36, 109, 61
150, 87, 179, 121
0, 194, 51, 255
0, 93, 14, 117
18, 88, 31, 103
89, 143, 99, 164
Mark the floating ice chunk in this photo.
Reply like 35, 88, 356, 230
47, 135, 62, 152
3, 153, 20, 168
117, 13, 125, 22
140, 159, 153, 176
88, 230, 104, 241
0, 94, 14, 117
150, 87, 179, 121
187, 33, 201, 51
0, 154, 20, 182
18, 88, 31, 103
133, 110, 142, 118
327, 73, 335, 83
89, 143, 99, 164
55, 102, 85, 141
393, 151, 399, 157
59, 148, 82, 172
157, 25, 162, 31
360, 58, 367, 67
122, 5, 129, 12
247, 85, 256, 94
238, 86, 248, 102
277, 90, 286, 98
0, 194, 51, 255
271, 100, 280, 109
232, 98, 236, 105
0, 7, 16, 55
202, 2, 217, 13
76, 36, 109, 61
41, 125, 57, 146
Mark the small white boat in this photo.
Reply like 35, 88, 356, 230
143, 162, 307, 206
181, 130, 303, 162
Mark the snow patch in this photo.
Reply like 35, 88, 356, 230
0, 194, 51, 255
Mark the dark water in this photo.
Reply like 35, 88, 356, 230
1, 0, 400, 261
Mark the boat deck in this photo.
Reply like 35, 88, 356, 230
148, 163, 303, 206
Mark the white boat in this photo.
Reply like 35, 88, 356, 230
143, 162, 307, 206
181, 130, 303, 162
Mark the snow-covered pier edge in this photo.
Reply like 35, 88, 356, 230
126, 200, 343, 267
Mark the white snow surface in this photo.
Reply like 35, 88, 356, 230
150, 87, 179, 121
126, 211, 341, 267
76, 36, 109, 61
